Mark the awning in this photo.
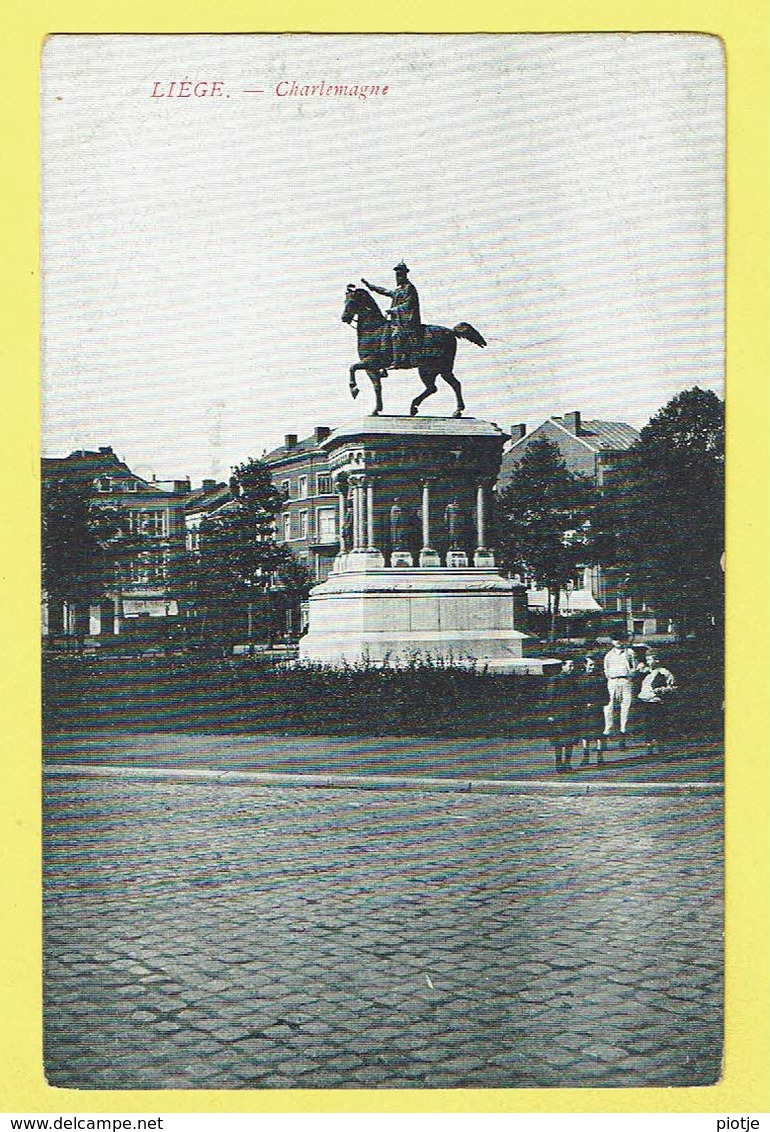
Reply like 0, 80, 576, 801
123, 599, 179, 617
527, 588, 602, 615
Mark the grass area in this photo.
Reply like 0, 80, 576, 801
43, 646, 723, 739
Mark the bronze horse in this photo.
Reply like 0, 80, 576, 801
341, 286, 486, 417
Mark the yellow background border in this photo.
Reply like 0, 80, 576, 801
1, 0, 768, 1115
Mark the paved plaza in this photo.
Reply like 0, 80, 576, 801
43, 729, 724, 784
43, 774, 723, 1091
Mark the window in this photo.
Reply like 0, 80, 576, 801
283, 512, 291, 542
95, 476, 111, 493
281, 479, 291, 500
124, 480, 138, 492
299, 510, 309, 539
317, 507, 337, 544
316, 474, 332, 496
129, 552, 164, 584
129, 509, 165, 537
298, 476, 308, 500
129, 557, 148, 585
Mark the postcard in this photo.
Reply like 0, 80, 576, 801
37, 32, 728, 1094
1, 13, 767, 1121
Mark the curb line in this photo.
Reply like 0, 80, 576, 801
44, 763, 723, 796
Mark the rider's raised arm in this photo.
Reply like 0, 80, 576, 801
362, 279, 395, 299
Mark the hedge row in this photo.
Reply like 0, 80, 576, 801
42, 649, 722, 738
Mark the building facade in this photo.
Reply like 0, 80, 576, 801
499, 411, 640, 489
498, 411, 666, 635
42, 446, 193, 640
183, 480, 232, 555
263, 427, 340, 583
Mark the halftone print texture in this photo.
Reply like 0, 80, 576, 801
41, 34, 724, 1091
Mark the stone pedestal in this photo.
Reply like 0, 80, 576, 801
300, 563, 529, 667
299, 415, 538, 672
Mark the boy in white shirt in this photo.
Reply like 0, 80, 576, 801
602, 636, 637, 746
637, 651, 677, 757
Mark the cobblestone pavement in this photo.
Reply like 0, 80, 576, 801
44, 730, 724, 784
43, 777, 723, 1091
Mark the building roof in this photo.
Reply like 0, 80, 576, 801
263, 435, 319, 463
506, 416, 640, 456
571, 419, 640, 451
42, 447, 133, 484
41, 447, 186, 499
183, 483, 231, 512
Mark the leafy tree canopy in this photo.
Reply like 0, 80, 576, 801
604, 387, 724, 635
195, 457, 311, 609
496, 437, 600, 629
640, 386, 724, 463
42, 477, 133, 602
227, 458, 288, 535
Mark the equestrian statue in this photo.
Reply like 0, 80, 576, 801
341, 262, 486, 417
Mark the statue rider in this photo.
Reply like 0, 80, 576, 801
361, 262, 422, 369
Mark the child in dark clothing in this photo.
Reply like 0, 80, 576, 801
576, 656, 607, 768
545, 659, 581, 773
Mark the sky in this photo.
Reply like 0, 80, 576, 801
41, 33, 725, 486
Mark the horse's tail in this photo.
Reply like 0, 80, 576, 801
453, 322, 487, 348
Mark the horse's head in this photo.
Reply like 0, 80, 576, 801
342, 286, 382, 324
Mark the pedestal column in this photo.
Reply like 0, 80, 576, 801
349, 481, 357, 548
366, 480, 375, 550
347, 473, 384, 568
349, 475, 364, 549
476, 483, 486, 549
474, 481, 496, 567
419, 480, 441, 568
422, 481, 430, 548
337, 481, 347, 553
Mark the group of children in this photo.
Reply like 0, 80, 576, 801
544, 639, 677, 773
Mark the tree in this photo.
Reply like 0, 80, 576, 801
41, 477, 136, 633
193, 458, 312, 647
496, 437, 600, 637
603, 387, 724, 638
